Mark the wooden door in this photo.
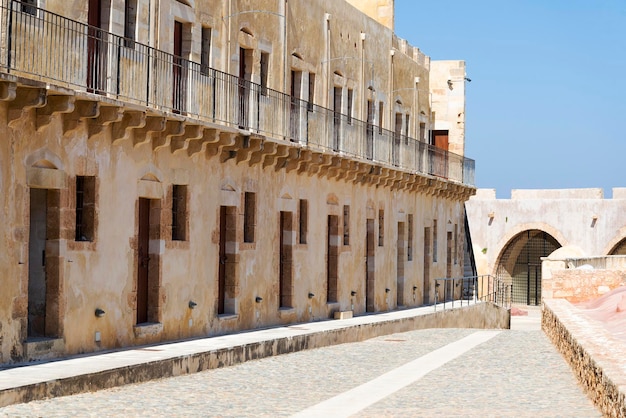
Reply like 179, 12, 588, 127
173, 21, 183, 113
218, 206, 227, 315
87, 0, 102, 92
28, 189, 48, 337
433, 130, 449, 150
423, 227, 431, 304
431, 130, 449, 178
137, 198, 150, 324
365, 219, 375, 312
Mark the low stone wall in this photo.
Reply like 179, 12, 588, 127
542, 299, 626, 417
543, 268, 626, 303
0, 302, 509, 407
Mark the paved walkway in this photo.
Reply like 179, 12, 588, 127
0, 305, 599, 417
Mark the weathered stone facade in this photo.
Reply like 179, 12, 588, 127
0, 0, 473, 364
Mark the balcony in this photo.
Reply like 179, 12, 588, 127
0, 0, 475, 186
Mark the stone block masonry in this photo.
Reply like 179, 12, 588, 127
543, 299, 626, 417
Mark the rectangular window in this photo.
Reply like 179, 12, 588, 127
405, 113, 410, 139
378, 101, 384, 134
420, 122, 426, 142
378, 209, 384, 247
124, 0, 137, 47
433, 219, 438, 262
21, 0, 36, 15
75, 176, 96, 242
260, 52, 269, 95
201, 26, 212, 75
454, 223, 458, 265
307, 73, 315, 112
407, 214, 413, 261
343, 205, 350, 246
171, 184, 187, 241
244, 192, 256, 243
347, 88, 353, 124
299, 199, 308, 244
327, 215, 339, 303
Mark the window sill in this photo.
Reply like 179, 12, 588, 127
217, 313, 239, 322
133, 322, 163, 338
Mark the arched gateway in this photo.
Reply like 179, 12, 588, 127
495, 230, 561, 306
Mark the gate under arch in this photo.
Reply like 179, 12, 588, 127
609, 238, 626, 255
496, 230, 561, 306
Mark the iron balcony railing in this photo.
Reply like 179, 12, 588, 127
0, 0, 475, 186
434, 275, 512, 311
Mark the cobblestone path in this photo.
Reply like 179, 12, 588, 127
0, 325, 598, 417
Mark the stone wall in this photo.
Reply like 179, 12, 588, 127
543, 268, 626, 303
543, 299, 626, 417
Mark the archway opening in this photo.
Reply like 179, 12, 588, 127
496, 230, 561, 306
609, 238, 626, 255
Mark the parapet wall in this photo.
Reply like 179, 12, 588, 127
0, 302, 509, 407
542, 255, 626, 303
543, 299, 626, 417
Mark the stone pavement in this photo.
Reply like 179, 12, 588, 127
0, 305, 600, 417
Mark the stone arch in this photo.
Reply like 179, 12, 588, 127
603, 226, 626, 255
137, 164, 164, 183
25, 148, 64, 171
492, 222, 568, 275
494, 228, 563, 305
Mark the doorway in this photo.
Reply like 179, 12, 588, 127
280, 212, 293, 308
136, 198, 160, 324
365, 218, 375, 312
327, 215, 339, 303
397, 222, 405, 307
28, 189, 48, 338
173, 21, 185, 113
218, 206, 237, 315
87, 0, 106, 93
423, 227, 431, 304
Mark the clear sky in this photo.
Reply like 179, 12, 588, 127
394, 0, 626, 198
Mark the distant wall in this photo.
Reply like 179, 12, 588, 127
542, 256, 626, 303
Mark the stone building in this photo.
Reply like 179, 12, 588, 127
0, 0, 474, 364
466, 188, 626, 306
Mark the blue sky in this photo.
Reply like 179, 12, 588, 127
394, 0, 626, 198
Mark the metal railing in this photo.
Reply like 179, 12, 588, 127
0, 0, 475, 186
434, 275, 512, 311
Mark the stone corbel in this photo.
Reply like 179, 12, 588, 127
206, 132, 236, 159
171, 124, 204, 155
152, 120, 184, 151
235, 136, 264, 165
187, 128, 218, 157
0, 81, 17, 102
8, 87, 47, 127
62, 100, 99, 134
261, 144, 289, 169
133, 116, 166, 147
111, 111, 146, 145
36, 95, 75, 130
248, 140, 275, 167
305, 153, 328, 177
317, 155, 341, 178
274, 147, 301, 172
87, 106, 123, 138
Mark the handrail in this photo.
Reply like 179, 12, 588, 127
0, 0, 475, 186
434, 275, 512, 311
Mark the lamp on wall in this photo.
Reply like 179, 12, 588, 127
308, 292, 315, 299
255, 296, 263, 303
351, 291, 357, 297
95, 308, 106, 318
188, 301, 197, 309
